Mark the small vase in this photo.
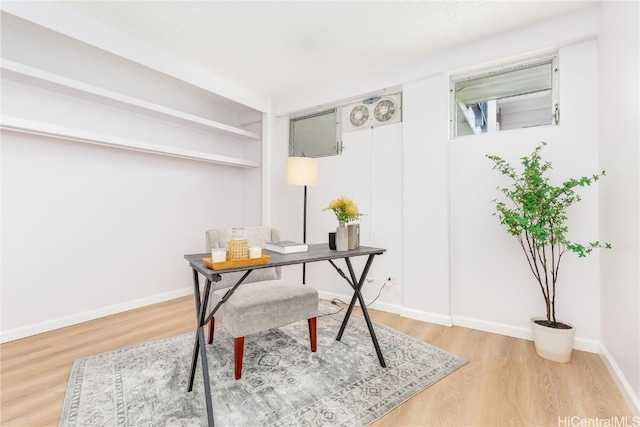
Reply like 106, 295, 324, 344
336, 221, 348, 251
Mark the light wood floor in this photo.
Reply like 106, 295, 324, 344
1, 296, 634, 426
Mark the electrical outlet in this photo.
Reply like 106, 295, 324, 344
386, 275, 398, 286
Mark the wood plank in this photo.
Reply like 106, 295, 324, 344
0, 297, 633, 426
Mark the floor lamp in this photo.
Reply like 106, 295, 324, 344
286, 156, 318, 284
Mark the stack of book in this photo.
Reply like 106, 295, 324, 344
265, 241, 308, 254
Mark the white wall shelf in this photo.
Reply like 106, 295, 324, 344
0, 116, 259, 168
1, 60, 261, 141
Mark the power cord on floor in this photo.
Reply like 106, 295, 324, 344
366, 282, 385, 307
319, 299, 345, 317
321, 281, 386, 317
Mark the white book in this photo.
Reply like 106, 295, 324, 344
265, 240, 308, 254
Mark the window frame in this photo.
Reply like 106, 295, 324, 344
450, 54, 559, 139
289, 108, 342, 158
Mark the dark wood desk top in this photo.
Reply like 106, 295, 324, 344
185, 243, 385, 280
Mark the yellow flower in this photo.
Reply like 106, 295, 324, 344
323, 196, 364, 223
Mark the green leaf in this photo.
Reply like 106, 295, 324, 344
486, 141, 612, 319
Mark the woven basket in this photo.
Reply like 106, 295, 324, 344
228, 239, 248, 261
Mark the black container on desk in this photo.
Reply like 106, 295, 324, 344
328, 232, 336, 250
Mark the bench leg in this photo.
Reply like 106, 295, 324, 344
308, 317, 317, 352
208, 317, 215, 344
234, 337, 245, 380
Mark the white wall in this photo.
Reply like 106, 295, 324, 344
272, 4, 638, 409
272, 117, 404, 311
401, 74, 452, 325
272, 8, 604, 340
450, 40, 602, 349
269, 6, 640, 408
1, 133, 248, 337
598, 1, 640, 410
0, 10, 264, 342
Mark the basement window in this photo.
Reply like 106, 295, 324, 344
450, 55, 559, 138
289, 109, 341, 157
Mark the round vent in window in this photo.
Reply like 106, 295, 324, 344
374, 99, 396, 122
350, 105, 369, 127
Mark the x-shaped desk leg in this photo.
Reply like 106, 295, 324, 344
330, 254, 386, 367
187, 269, 214, 427
187, 268, 253, 427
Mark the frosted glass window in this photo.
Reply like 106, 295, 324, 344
290, 109, 341, 157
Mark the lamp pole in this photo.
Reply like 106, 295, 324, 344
286, 156, 318, 285
302, 184, 308, 283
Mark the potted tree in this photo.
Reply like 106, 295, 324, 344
486, 142, 610, 362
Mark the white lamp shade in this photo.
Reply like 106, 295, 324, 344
286, 157, 318, 186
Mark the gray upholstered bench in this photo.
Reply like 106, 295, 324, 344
208, 279, 319, 380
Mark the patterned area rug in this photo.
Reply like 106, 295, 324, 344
60, 301, 466, 426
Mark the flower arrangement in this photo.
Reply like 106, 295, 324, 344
324, 196, 364, 223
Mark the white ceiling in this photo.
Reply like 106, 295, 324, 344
57, 1, 597, 100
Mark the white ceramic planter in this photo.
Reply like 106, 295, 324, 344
530, 317, 576, 363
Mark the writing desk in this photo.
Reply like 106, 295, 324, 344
184, 243, 386, 427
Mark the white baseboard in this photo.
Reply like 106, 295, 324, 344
453, 314, 532, 339
452, 315, 601, 353
401, 307, 453, 327
570, 337, 601, 353
0, 287, 193, 343
599, 344, 640, 415
317, 297, 598, 354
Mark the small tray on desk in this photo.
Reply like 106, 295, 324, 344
202, 255, 271, 270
